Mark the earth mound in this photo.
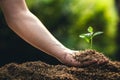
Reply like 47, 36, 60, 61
0, 50, 120, 80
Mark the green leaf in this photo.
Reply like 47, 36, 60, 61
87, 26, 93, 33
79, 34, 86, 38
84, 37, 90, 43
79, 34, 90, 43
79, 33, 92, 43
93, 32, 103, 37
79, 33, 92, 38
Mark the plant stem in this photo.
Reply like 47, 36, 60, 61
90, 37, 93, 49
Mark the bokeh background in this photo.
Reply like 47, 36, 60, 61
0, 0, 120, 66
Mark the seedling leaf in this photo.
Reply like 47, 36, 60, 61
79, 35, 90, 43
87, 26, 93, 33
79, 34, 90, 43
79, 33, 92, 38
93, 32, 103, 37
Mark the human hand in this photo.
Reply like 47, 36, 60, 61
57, 50, 108, 67
58, 50, 97, 67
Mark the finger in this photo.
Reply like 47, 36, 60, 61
79, 59, 97, 67
69, 59, 81, 67
65, 61, 80, 67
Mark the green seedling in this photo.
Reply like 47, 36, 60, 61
79, 26, 103, 49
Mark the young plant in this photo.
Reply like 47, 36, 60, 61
79, 26, 103, 49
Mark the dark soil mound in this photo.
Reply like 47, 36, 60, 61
0, 50, 120, 80
74, 49, 109, 67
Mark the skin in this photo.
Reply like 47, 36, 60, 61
0, 0, 107, 67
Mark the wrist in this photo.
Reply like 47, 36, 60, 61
55, 48, 73, 62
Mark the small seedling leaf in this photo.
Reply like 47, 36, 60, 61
79, 33, 92, 38
87, 26, 93, 33
79, 35, 90, 43
79, 33, 91, 43
79, 34, 86, 38
84, 37, 90, 43
93, 32, 103, 37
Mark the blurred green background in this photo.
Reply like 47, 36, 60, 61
0, 0, 120, 66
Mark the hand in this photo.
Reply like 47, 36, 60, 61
57, 50, 97, 67
58, 50, 81, 66
57, 50, 108, 67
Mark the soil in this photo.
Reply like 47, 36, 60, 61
0, 49, 120, 80
74, 49, 109, 67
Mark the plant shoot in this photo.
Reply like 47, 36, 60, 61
79, 26, 103, 49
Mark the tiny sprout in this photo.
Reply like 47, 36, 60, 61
79, 26, 103, 49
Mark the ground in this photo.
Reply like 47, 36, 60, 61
0, 50, 120, 80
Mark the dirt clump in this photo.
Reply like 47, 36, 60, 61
74, 49, 109, 67
0, 49, 120, 80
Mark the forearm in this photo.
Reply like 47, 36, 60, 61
12, 12, 68, 58
0, 0, 69, 59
